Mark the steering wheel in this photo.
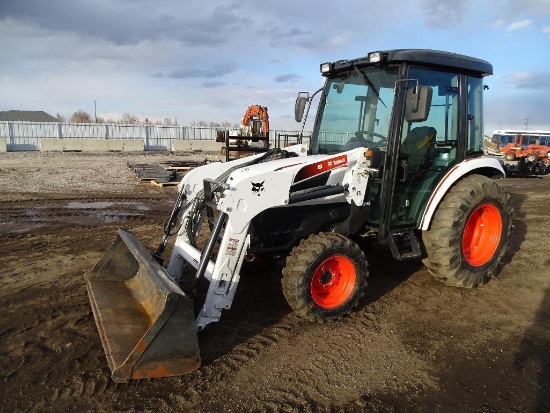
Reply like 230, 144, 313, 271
343, 131, 387, 150
356, 130, 388, 146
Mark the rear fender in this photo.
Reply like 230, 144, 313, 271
419, 157, 505, 231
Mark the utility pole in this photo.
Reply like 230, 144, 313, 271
94, 100, 97, 123
524, 118, 529, 130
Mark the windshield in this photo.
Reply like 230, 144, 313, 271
311, 66, 399, 154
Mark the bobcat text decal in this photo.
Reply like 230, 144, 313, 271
294, 155, 348, 183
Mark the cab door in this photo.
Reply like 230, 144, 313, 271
389, 68, 460, 230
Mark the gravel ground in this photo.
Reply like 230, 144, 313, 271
1, 151, 549, 412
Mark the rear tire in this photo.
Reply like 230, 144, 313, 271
282, 232, 368, 322
422, 175, 513, 288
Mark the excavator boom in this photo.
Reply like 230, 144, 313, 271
241, 105, 269, 136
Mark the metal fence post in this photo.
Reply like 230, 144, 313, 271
8, 122, 14, 146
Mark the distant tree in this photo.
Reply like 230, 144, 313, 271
70, 110, 92, 123
163, 117, 179, 126
120, 112, 140, 124
55, 113, 66, 123
191, 120, 236, 128
95, 116, 106, 124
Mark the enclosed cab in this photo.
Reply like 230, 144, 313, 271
297, 50, 494, 231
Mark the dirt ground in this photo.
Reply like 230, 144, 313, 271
1, 151, 549, 413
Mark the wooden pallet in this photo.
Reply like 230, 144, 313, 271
151, 180, 180, 188
127, 161, 202, 188
165, 166, 192, 171
160, 160, 205, 168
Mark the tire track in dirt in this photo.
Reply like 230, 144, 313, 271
0, 267, 133, 412
1, 192, 413, 412
0, 284, 91, 411
160, 281, 433, 413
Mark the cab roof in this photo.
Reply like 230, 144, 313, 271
329, 49, 493, 77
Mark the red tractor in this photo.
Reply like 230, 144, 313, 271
501, 134, 550, 162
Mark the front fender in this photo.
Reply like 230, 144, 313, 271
177, 153, 267, 201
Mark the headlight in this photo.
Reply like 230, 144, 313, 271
320, 62, 334, 74
368, 52, 382, 63
363, 147, 382, 168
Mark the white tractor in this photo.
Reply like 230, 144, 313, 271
86, 49, 513, 382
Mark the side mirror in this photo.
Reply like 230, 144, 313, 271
295, 93, 308, 122
405, 86, 432, 122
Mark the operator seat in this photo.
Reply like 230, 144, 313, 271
393, 126, 437, 224
400, 126, 437, 177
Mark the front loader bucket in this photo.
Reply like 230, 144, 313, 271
85, 229, 200, 382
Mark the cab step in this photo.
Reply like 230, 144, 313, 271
388, 230, 421, 261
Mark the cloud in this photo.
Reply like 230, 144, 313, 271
173, 6, 253, 47
275, 74, 301, 83
202, 81, 226, 88
2, 0, 547, 132
419, 0, 468, 28
0, 1, 251, 47
165, 65, 236, 79
492, 0, 550, 33
505, 72, 550, 89
262, 26, 315, 48
507, 19, 533, 31
495, 0, 550, 19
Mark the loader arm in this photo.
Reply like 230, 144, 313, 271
169, 163, 295, 330
168, 146, 372, 330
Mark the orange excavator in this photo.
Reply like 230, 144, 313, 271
240, 105, 269, 137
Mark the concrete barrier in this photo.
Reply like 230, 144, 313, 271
171, 140, 222, 152
40, 138, 144, 152
0, 138, 6, 152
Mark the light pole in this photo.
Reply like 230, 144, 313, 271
94, 100, 97, 123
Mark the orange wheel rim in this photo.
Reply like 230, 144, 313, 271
310, 255, 356, 308
462, 203, 502, 266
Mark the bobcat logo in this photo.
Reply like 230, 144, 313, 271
251, 181, 265, 196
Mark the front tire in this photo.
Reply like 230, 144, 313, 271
282, 232, 368, 322
504, 152, 516, 161
422, 175, 513, 288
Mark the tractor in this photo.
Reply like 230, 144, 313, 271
86, 49, 513, 382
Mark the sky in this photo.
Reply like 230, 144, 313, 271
0, 0, 549, 133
